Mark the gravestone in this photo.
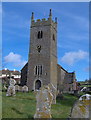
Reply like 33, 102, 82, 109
34, 85, 53, 118
48, 83, 57, 104
6, 78, 16, 96
22, 85, 28, 92
15, 85, 19, 91
70, 94, 91, 119
3, 85, 7, 91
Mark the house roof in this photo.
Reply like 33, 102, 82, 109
0, 69, 21, 75
11, 71, 21, 75
0, 69, 10, 74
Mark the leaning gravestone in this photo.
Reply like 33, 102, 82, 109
70, 94, 91, 119
34, 85, 53, 118
6, 78, 16, 96
3, 85, 7, 91
48, 83, 57, 104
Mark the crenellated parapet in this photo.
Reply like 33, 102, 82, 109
31, 9, 57, 30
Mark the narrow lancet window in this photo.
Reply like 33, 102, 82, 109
37, 31, 43, 39
38, 31, 41, 39
53, 34, 55, 41
34, 65, 43, 75
40, 65, 42, 75
41, 31, 43, 38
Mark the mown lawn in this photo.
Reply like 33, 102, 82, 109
2, 91, 78, 118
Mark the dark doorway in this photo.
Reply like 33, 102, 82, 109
35, 80, 41, 90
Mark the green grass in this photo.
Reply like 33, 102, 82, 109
2, 91, 78, 118
80, 84, 91, 87
52, 94, 78, 118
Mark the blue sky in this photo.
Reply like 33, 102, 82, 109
2, 2, 89, 81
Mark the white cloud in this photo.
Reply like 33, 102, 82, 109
61, 50, 88, 66
4, 52, 27, 67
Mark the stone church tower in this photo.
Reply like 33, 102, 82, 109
27, 9, 57, 91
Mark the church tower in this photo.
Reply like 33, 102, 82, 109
27, 9, 57, 91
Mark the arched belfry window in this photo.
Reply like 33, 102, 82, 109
38, 31, 40, 39
37, 31, 43, 39
53, 34, 55, 41
41, 31, 43, 38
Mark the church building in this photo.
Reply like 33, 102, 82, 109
20, 9, 77, 92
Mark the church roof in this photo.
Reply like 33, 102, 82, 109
21, 62, 28, 71
57, 64, 68, 73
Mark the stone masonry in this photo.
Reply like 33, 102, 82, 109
21, 9, 77, 92
27, 9, 57, 91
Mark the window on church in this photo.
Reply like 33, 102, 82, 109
34, 65, 43, 75
37, 31, 43, 39
41, 31, 43, 38
38, 31, 40, 39
38, 66, 40, 75
40, 65, 42, 75
35, 66, 37, 75
53, 34, 55, 41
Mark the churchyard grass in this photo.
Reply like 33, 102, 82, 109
2, 91, 78, 118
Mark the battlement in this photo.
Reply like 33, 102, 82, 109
31, 17, 57, 28
31, 9, 57, 29
32, 17, 56, 23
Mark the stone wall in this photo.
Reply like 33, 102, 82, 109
57, 64, 77, 93
20, 11, 77, 92
27, 15, 57, 91
21, 63, 28, 86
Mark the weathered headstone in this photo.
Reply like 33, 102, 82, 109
3, 85, 7, 91
6, 78, 16, 96
22, 85, 28, 92
70, 94, 91, 119
48, 83, 57, 104
15, 85, 19, 91
34, 85, 53, 118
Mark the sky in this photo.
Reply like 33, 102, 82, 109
2, 2, 89, 81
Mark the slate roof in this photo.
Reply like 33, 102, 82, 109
21, 62, 28, 71
57, 64, 68, 73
